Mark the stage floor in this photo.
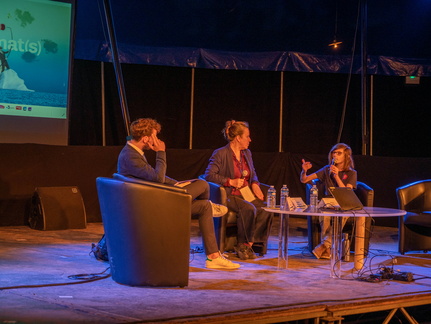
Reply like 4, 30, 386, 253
1, 216, 430, 323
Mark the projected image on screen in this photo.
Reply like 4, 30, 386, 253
0, 0, 73, 119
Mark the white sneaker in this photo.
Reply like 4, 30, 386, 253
205, 253, 240, 269
210, 201, 228, 217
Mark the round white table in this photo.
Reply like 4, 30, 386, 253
264, 206, 406, 278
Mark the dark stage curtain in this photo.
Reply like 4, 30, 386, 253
2, 144, 431, 227
69, 60, 431, 159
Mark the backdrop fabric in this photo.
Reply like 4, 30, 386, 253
74, 0, 431, 76
1, 144, 431, 227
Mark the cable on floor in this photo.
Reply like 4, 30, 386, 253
0, 267, 111, 290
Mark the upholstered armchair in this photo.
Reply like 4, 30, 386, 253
306, 179, 374, 254
96, 174, 192, 287
396, 179, 431, 254
199, 175, 271, 255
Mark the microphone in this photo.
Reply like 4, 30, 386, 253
330, 158, 339, 181
241, 170, 248, 179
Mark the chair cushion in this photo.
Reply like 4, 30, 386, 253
226, 211, 237, 224
404, 211, 431, 227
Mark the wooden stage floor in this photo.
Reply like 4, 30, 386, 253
1, 216, 430, 323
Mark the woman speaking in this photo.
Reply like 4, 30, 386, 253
204, 120, 273, 260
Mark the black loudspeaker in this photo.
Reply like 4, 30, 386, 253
28, 186, 87, 230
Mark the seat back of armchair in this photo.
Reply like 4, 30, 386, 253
354, 182, 374, 207
306, 179, 374, 207
396, 180, 431, 254
113, 173, 188, 194
96, 175, 192, 287
397, 179, 431, 212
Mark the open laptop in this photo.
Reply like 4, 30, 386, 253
327, 187, 364, 211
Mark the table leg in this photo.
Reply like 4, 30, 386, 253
278, 213, 289, 269
354, 216, 365, 270
330, 216, 342, 278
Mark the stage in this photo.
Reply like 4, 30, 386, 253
1, 216, 430, 323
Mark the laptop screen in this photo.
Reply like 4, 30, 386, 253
328, 187, 364, 211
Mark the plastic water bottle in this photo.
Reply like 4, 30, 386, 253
341, 233, 350, 261
267, 185, 276, 209
280, 185, 289, 211
310, 184, 318, 211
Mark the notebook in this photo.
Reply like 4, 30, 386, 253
327, 187, 364, 211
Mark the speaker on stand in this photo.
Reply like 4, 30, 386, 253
28, 186, 87, 230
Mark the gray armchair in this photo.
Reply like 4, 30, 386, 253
396, 179, 431, 254
96, 174, 192, 287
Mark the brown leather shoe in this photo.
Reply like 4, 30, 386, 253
321, 249, 331, 259
234, 243, 249, 260
312, 243, 327, 259
246, 246, 257, 259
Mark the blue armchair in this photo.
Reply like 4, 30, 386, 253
96, 174, 192, 287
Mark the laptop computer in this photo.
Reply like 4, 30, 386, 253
327, 187, 364, 211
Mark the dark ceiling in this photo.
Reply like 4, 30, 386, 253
74, 0, 431, 64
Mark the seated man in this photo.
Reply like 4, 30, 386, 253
117, 118, 240, 269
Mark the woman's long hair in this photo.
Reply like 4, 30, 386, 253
328, 143, 354, 170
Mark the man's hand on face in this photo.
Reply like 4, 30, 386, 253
149, 133, 166, 152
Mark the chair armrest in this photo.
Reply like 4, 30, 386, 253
207, 181, 228, 205
197, 174, 228, 205
259, 183, 270, 200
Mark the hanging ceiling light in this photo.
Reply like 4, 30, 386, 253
329, 39, 342, 48
329, 2, 342, 49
